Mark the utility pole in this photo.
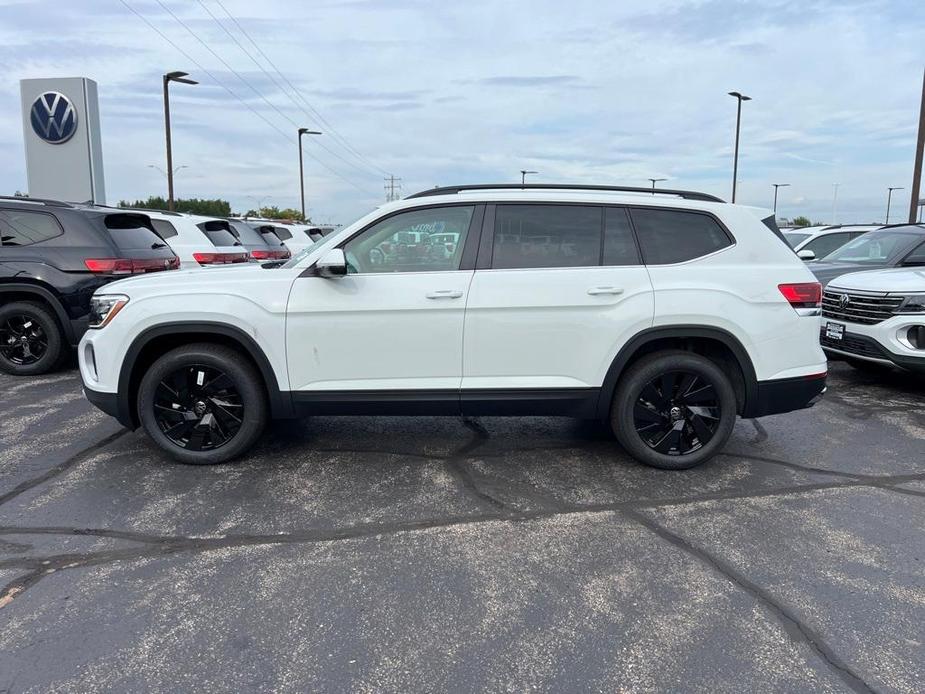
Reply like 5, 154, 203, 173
772, 183, 790, 217
728, 91, 751, 203
384, 175, 402, 202
886, 186, 904, 224
909, 68, 925, 223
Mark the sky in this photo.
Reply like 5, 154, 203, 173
0, 0, 923, 224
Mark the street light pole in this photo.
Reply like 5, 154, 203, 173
162, 71, 198, 212
886, 186, 904, 224
298, 128, 322, 221
832, 183, 840, 224
772, 183, 790, 216
520, 170, 538, 186
648, 177, 667, 193
728, 91, 751, 203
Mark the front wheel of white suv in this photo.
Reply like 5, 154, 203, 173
137, 343, 268, 465
611, 350, 737, 470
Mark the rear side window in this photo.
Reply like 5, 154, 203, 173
0, 209, 63, 246
492, 205, 602, 269
196, 221, 239, 247
603, 208, 641, 265
629, 208, 732, 264
151, 219, 179, 239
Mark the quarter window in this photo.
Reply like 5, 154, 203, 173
603, 207, 641, 266
492, 205, 602, 269
0, 209, 63, 246
151, 219, 179, 239
344, 205, 474, 274
629, 208, 732, 264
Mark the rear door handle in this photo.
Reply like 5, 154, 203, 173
587, 286, 624, 296
426, 290, 464, 299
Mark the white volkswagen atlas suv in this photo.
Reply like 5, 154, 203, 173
820, 265, 925, 373
79, 184, 827, 470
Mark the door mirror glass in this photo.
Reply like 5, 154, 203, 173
797, 249, 816, 260
316, 248, 347, 278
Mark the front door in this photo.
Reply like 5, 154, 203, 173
286, 204, 480, 408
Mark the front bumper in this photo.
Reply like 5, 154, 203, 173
818, 314, 925, 373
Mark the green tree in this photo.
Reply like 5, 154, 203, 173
244, 205, 305, 222
119, 196, 232, 217
791, 216, 812, 227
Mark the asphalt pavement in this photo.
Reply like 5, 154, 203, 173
0, 361, 923, 692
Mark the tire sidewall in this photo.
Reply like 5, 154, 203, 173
0, 301, 64, 376
612, 351, 737, 470
137, 345, 267, 465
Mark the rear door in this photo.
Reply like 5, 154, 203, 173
461, 204, 654, 404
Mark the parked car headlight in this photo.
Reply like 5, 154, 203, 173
896, 294, 925, 314
89, 294, 129, 328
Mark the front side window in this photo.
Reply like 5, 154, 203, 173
344, 205, 474, 274
492, 205, 601, 269
822, 231, 916, 264
0, 209, 63, 246
803, 232, 851, 259
630, 208, 732, 264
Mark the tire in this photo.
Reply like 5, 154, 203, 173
611, 350, 737, 470
0, 301, 64, 376
137, 343, 268, 465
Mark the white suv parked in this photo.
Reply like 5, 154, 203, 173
79, 184, 827, 470
820, 266, 925, 373
146, 212, 249, 268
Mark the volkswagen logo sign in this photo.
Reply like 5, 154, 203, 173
839, 293, 851, 310
30, 91, 78, 144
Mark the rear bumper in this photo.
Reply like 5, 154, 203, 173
743, 373, 827, 418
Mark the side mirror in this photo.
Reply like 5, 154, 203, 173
316, 248, 347, 278
798, 249, 816, 261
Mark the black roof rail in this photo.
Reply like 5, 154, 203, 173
406, 184, 725, 203
0, 195, 73, 208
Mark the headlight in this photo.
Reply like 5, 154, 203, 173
88, 294, 129, 329
896, 294, 925, 314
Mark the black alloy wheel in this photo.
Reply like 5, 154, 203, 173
0, 313, 48, 366
152, 363, 244, 451
632, 370, 720, 456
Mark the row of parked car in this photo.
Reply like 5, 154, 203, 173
782, 223, 925, 375
0, 195, 334, 375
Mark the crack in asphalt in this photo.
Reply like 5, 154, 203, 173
621, 508, 876, 694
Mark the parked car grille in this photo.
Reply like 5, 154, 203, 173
819, 330, 891, 360
821, 290, 904, 325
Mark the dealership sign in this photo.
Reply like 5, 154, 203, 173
30, 91, 78, 144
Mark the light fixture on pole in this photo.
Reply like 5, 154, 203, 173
771, 183, 790, 216
298, 128, 322, 221
148, 164, 188, 178
886, 186, 904, 224
520, 170, 538, 186
728, 91, 751, 203
162, 71, 198, 212
648, 177, 667, 193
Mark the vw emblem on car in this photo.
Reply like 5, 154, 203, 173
30, 91, 78, 144
839, 294, 851, 310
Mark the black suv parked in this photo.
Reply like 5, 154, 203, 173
0, 197, 179, 375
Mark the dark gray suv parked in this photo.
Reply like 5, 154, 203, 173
810, 225, 925, 287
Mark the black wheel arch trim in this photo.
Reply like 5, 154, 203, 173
595, 325, 759, 419
0, 282, 75, 344
117, 322, 293, 429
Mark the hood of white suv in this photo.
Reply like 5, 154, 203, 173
827, 267, 925, 294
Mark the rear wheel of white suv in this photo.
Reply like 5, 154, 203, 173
137, 343, 267, 465
611, 351, 736, 470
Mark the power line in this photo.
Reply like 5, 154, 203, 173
194, 0, 384, 181
142, 0, 377, 196
213, 0, 393, 177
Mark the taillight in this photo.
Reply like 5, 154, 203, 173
193, 252, 249, 265
248, 249, 290, 261
778, 282, 822, 309
84, 257, 179, 274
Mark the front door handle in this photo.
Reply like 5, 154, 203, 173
426, 290, 464, 299
587, 286, 624, 296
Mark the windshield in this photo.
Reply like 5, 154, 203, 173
821, 231, 918, 264
784, 233, 810, 248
